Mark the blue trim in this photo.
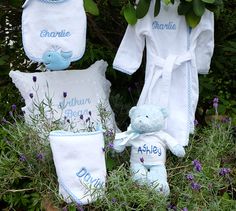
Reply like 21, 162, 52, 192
49, 129, 103, 137
39, 0, 69, 4
59, 180, 84, 205
186, 26, 192, 139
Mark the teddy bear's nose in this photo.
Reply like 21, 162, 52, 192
146, 115, 149, 118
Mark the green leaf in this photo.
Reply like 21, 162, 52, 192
136, 0, 151, 19
193, 0, 205, 16
178, 1, 192, 15
154, 0, 161, 16
185, 10, 201, 27
124, 3, 137, 25
202, 0, 215, 3
163, 0, 171, 5
83, 0, 99, 16
106, 158, 116, 171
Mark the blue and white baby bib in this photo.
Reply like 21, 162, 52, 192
22, 0, 86, 64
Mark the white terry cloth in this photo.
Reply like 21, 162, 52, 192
49, 129, 106, 205
113, 0, 214, 146
114, 130, 181, 165
22, 0, 86, 62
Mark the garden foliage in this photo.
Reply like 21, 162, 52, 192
0, 0, 235, 210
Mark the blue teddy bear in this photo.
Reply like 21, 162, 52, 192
113, 104, 185, 195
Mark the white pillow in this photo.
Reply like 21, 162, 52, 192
9, 60, 117, 132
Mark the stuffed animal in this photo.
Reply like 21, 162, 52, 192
113, 104, 185, 195
42, 50, 72, 71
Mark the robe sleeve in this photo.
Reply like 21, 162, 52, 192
190, 10, 214, 74
113, 17, 150, 75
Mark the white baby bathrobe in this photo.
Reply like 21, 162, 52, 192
113, 1, 214, 146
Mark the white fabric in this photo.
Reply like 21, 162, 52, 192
114, 131, 181, 165
130, 134, 166, 165
113, 1, 214, 146
22, 0, 86, 62
9, 60, 117, 132
49, 129, 106, 204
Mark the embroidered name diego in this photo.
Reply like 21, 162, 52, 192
40, 29, 71, 37
137, 144, 162, 156
152, 21, 176, 30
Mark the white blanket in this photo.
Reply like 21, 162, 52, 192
49, 129, 106, 205
22, 0, 86, 62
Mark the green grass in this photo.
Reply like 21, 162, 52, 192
0, 116, 235, 210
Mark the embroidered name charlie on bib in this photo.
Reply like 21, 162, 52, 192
22, 0, 86, 63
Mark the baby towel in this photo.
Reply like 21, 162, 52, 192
49, 129, 106, 205
22, 0, 86, 63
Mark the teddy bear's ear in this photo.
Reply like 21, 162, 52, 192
161, 108, 169, 118
129, 106, 137, 118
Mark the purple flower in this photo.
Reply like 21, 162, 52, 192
105, 129, 114, 137
11, 104, 17, 111
63, 92, 67, 98
168, 203, 177, 211
194, 119, 198, 126
219, 168, 231, 176
1, 117, 7, 124
222, 117, 231, 124
111, 198, 117, 203
76, 204, 84, 211
36, 153, 44, 161
128, 87, 132, 93
19, 154, 27, 162
29, 93, 34, 99
140, 157, 144, 163
191, 182, 201, 191
62, 207, 68, 211
213, 97, 219, 108
186, 173, 194, 181
192, 159, 202, 172
108, 142, 114, 149
182, 208, 188, 211
80, 115, 83, 120
102, 147, 106, 152
32, 76, 37, 82
9, 111, 13, 117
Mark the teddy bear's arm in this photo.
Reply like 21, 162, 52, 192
158, 131, 185, 157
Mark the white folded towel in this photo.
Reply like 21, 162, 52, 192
49, 129, 106, 205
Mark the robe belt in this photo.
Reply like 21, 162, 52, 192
138, 52, 192, 108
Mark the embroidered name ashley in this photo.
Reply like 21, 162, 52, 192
137, 144, 162, 156
40, 29, 71, 37
152, 21, 176, 30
